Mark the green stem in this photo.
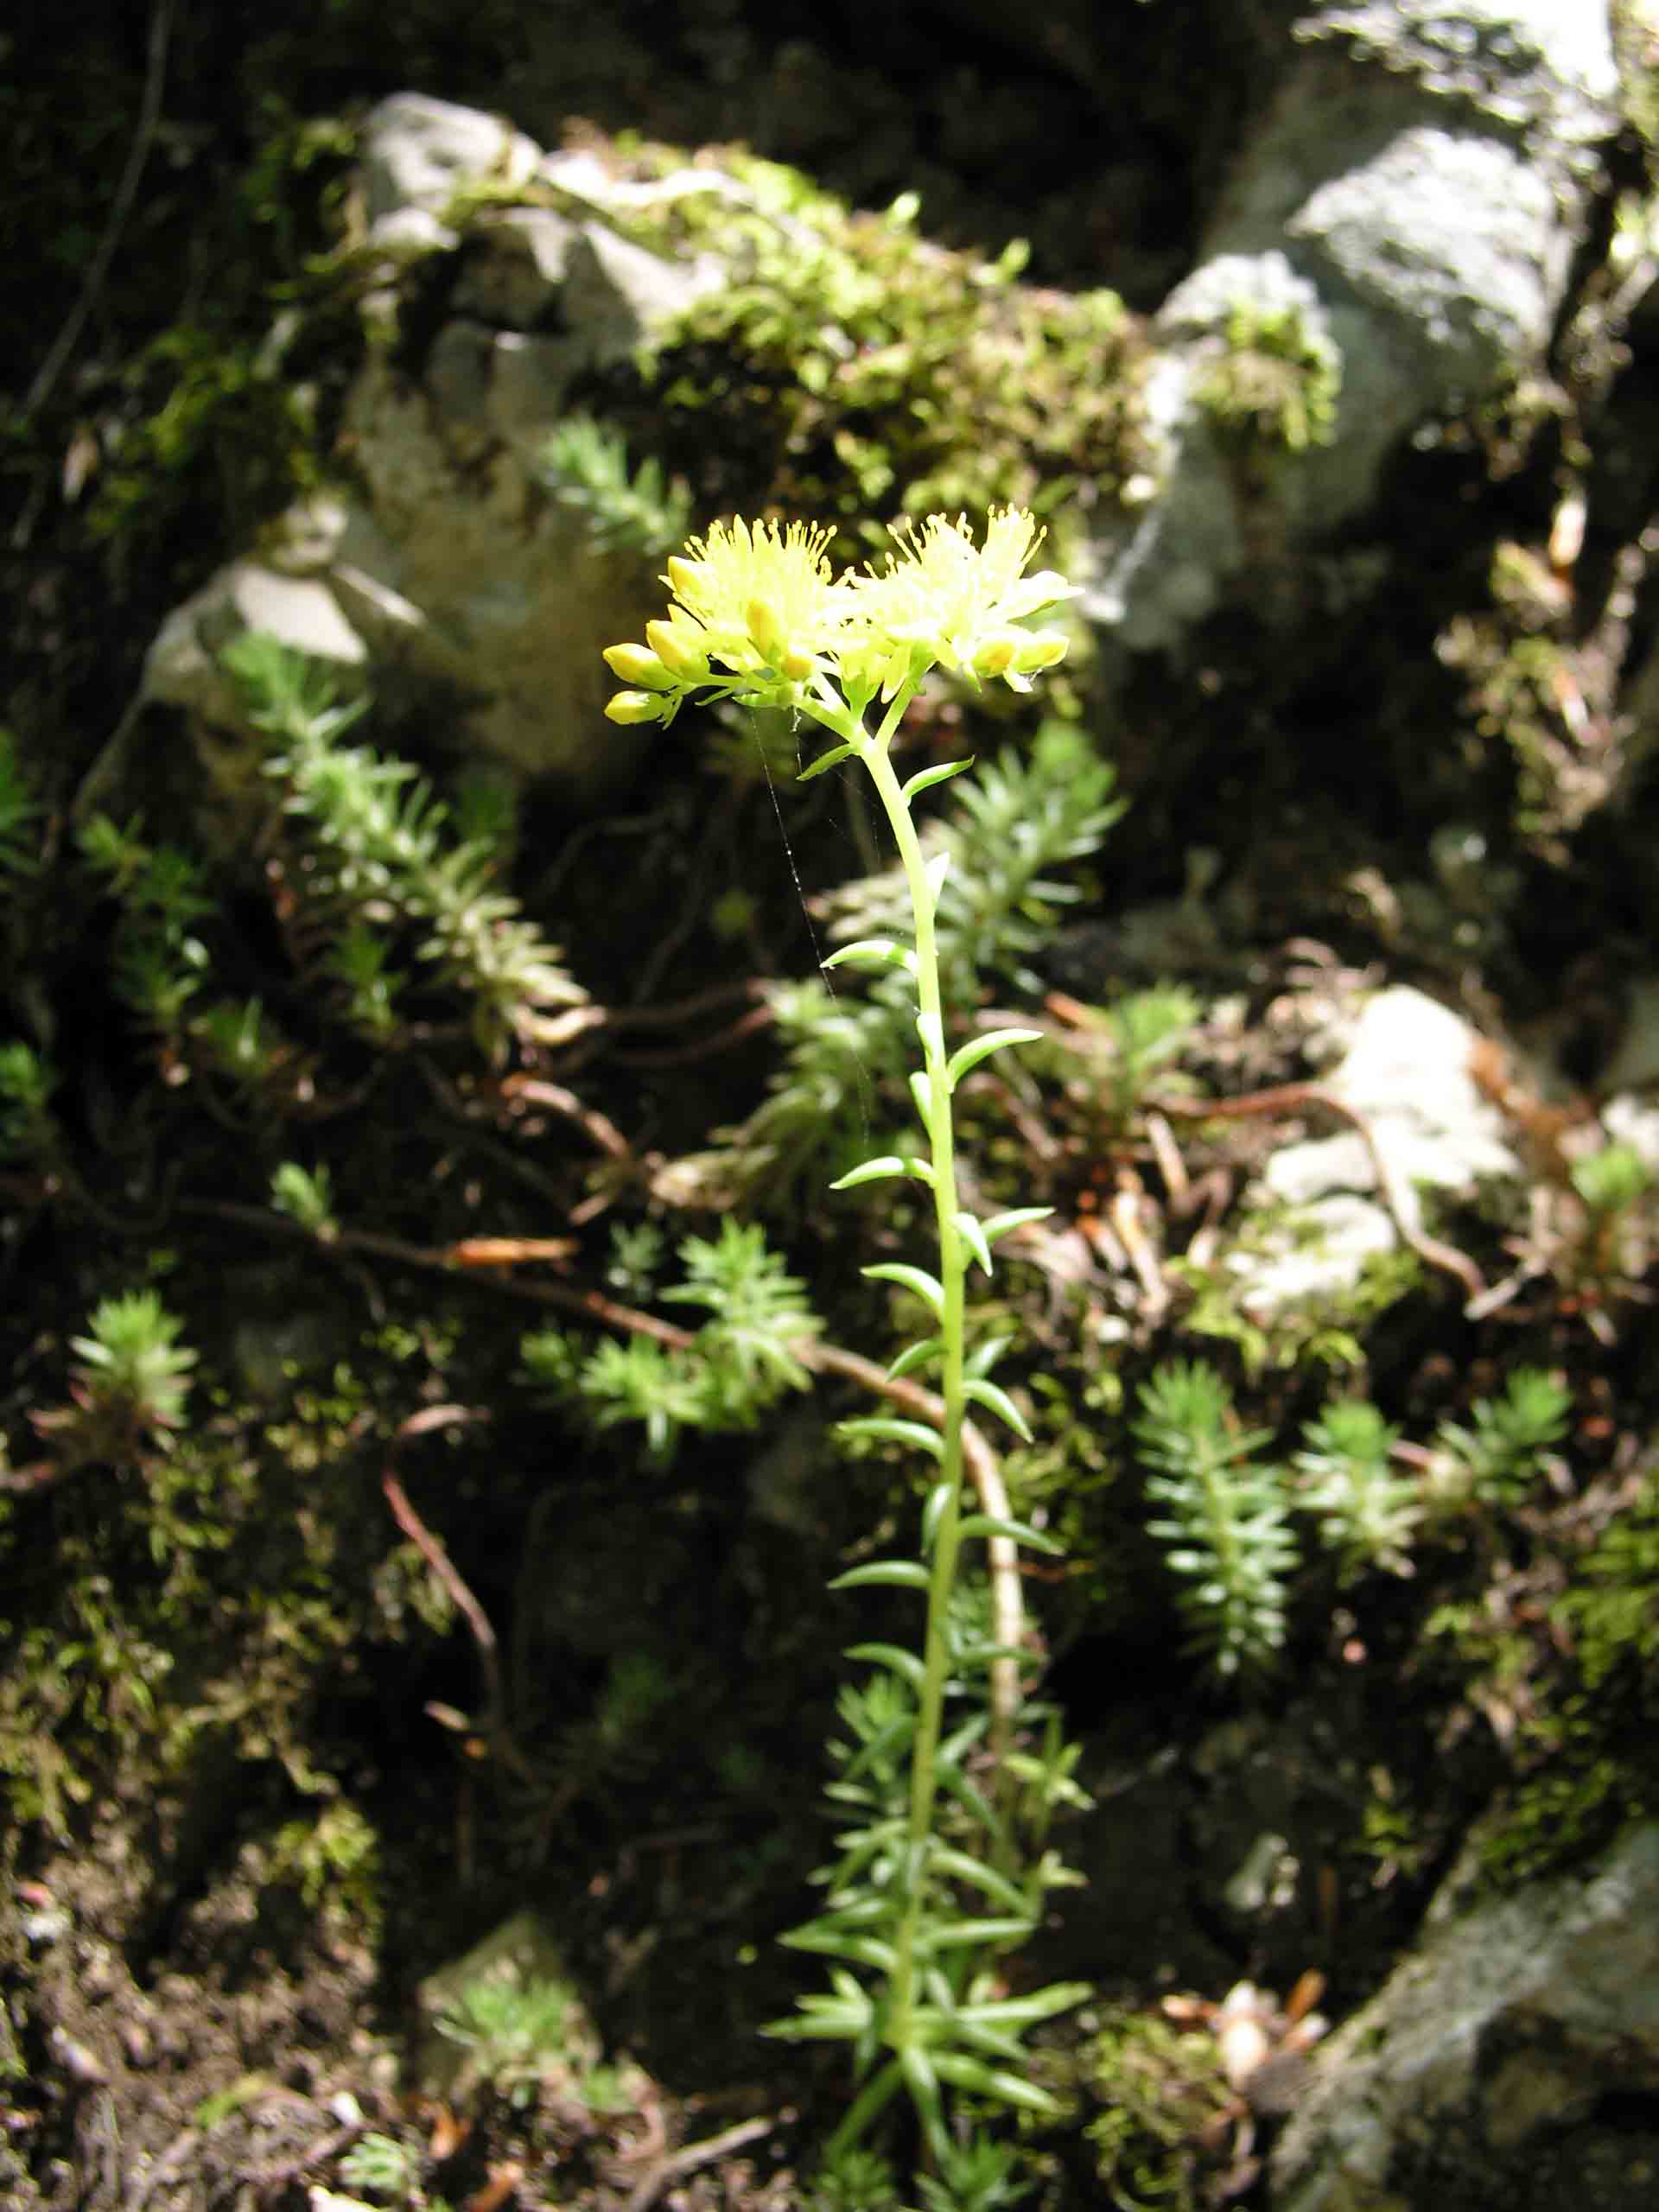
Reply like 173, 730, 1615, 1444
854, 728, 969, 2057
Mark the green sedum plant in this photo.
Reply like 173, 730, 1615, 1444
336, 2130, 425, 2203
79, 812, 214, 1058
0, 729, 42, 883
1568, 1141, 1654, 1282
1095, 985, 1202, 1123
604, 511, 1090, 2173
816, 721, 1125, 1001
219, 632, 588, 1061
270, 1161, 338, 1240
706, 723, 1123, 1204
1133, 1360, 1300, 1678
71, 1291, 195, 1432
1029, 982, 1203, 1132
536, 413, 693, 558
435, 1969, 579, 2086
33, 1289, 197, 1472
521, 1218, 820, 1465
1130, 1360, 1577, 1676
1433, 1367, 1570, 1504
0, 1041, 58, 1166
1294, 1398, 1421, 1584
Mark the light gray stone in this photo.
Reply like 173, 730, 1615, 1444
1233, 1192, 1402, 1319
452, 207, 579, 323
143, 559, 369, 734
363, 206, 457, 264
1272, 1823, 1659, 2210
1302, 1, 1618, 153
1312, 986, 1518, 1198
1087, 0, 1618, 653
362, 93, 540, 227
326, 354, 656, 783
562, 220, 721, 365
140, 101, 732, 796
1232, 987, 1518, 1313
1602, 1092, 1659, 1172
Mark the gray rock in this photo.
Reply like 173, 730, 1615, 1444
1602, 1092, 1659, 1173
143, 550, 370, 734
452, 206, 577, 322
362, 92, 540, 228
364, 205, 458, 264
328, 354, 656, 783
1234, 986, 1517, 1313
140, 101, 733, 797
1232, 1190, 1402, 1316
1301, 1, 1617, 161
1293, 985, 1518, 1198
1087, 0, 1618, 653
1272, 1822, 1659, 2211
1085, 255, 1340, 640
562, 218, 721, 365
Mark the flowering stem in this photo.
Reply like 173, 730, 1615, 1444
836, 704, 969, 2057
602, 505, 1089, 2168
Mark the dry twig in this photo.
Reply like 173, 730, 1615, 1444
1147, 1084, 1486, 1304
622, 2113, 782, 2212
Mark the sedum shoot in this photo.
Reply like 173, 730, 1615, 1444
604, 509, 1090, 2173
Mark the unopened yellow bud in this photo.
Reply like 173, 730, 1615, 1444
645, 619, 709, 678
602, 642, 675, 690
605, 690, 666, 726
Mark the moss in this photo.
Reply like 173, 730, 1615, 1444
1475, 1738, 1650, 1891
0, 1343, 454, 1841
1001, 1365, 1137, 1638
1195, 298, 1342, 464
1481, 1466, 1659, 1884
1351, 1762, 1447, 1891
1077, 2004, 1235, 2211
271, 1799, 384, 1938
573, 137, 1153, 560
1560, 1478, 1659, 1685
83, 108, 365, 566
1432, 512, 1623, 851
1430, 1459, 1659, 1891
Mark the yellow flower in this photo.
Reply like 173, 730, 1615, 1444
661, 516, 844, 682
601, 506, 1077, 730
844, 508, 1077, 689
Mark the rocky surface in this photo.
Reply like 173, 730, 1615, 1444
1243, 985, 1518, 1313
144, 95, 725, 797
1084, 0, 1619, 654
1272, 1821, 1659, 2211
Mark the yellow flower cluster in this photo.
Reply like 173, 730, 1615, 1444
603, 508, 1075, 727
845, 509, 1074, 695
